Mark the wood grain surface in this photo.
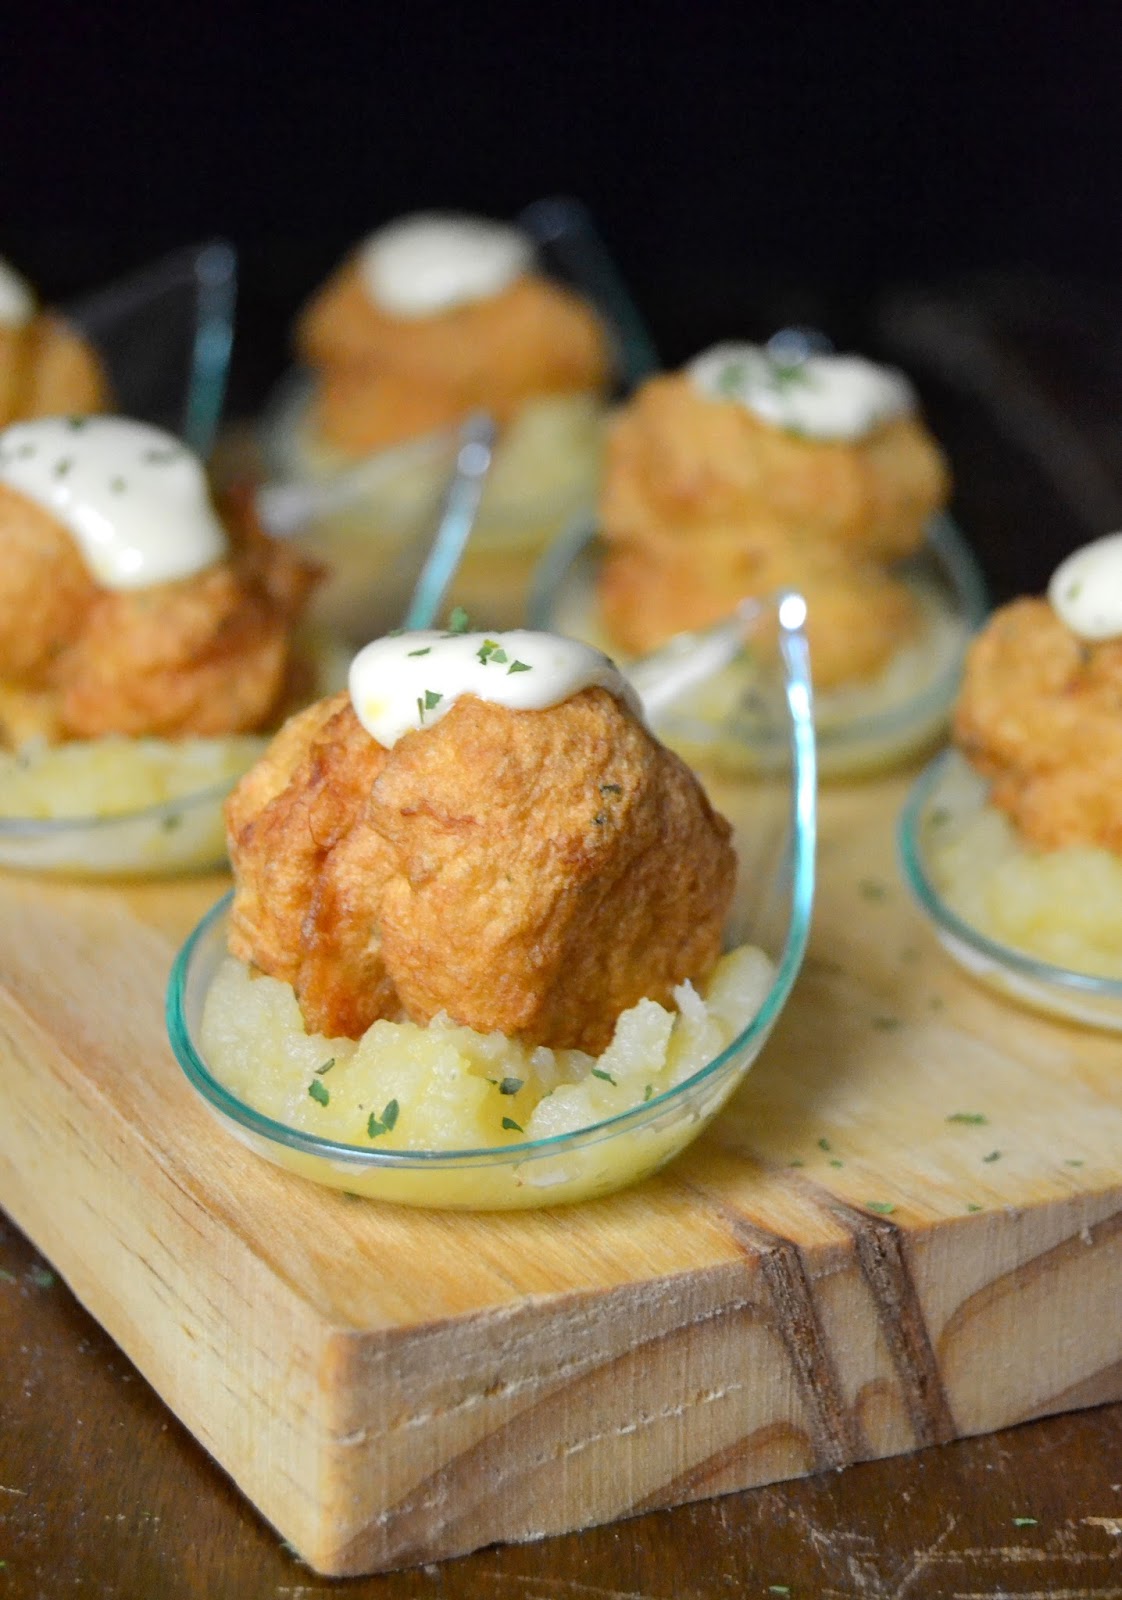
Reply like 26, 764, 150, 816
0, 775, 1120, 1578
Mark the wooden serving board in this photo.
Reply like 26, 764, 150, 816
1, 774, 1120, 1576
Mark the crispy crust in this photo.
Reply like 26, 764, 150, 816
0, 482, 319, 745
597, 372, 948, 684
296, 266, 612, 454
0, 314, 109, 428
954, 596, 1122, 851
226, 688, 736, 1052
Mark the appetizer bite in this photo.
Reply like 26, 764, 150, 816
0, 256, 109, 426
264, 213, 615, 637
901, 533, 1122, 1028
0, 415, 322, 874
540, 341, 982, 774
186, 626, 787, 1206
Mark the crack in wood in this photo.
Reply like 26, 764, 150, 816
698, 1198, 864, 1471
816, 1194, 957, 1449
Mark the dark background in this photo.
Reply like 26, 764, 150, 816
4, 2, 1122, 592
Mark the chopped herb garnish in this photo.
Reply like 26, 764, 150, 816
859, 878, 887, 900
407, 646, 432, 657
768, 1588, 791, 1596
161, 811, 182, 832
817, 1137, 832, 1152
501, 1116, 523, 1133
54, 457, 73, 478
498, 1077, 523, 1096
66, 415, 89, 430
490, 647, 509, 664
416, 695, 424, 722
866, 1201, 896, 1215
1065, 1158, 1085, 1167
1012, 1516, 1037, 1527
947, 1112, 988, 1125
930, 806, 952, 827
600, 782, 623, 795
28, 1265, 55, 1288
1065, 581, 1082, 602
829, 1159, 844, 1169
476, 639, 500, 664
423, 688, 442, 710
308, 1079, 330, 1107
788, 1158, 804, 1168
982, 1150, 1002, 1163
591, 1067, 617, 1085
315, 1058, 335, 1075
447, 605, 470, 633
966, 1202, 983, 1212
507, 659, 531, 674
872, 1016, 902, 1031
643, 1084, 654, 1102
367, 1099, 399, 1138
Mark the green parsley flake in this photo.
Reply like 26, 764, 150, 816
490, 647, 509, 664
1065, 1158, 1084, 1167
1012, 1516, 1037, 1527
28, 1265, 55, 1289
591, 1067, 617, 1085
501, 1116, 523, 1133
829, 1159, 844, 1169
315, 1058, 335, 1075
982, 1150, 1002, 1163
407, 646, 432, 657
768, 1589, 791, 1597
67, 415, 89, 430
477, 639, 500, 665
859, 878, 887, 901
817, 1137, 832, 1152
507, 659, 531, 674
423, 689, 442, 710
367, 1099, 399, 1138
947, 1112, 988, 1125
643, 1084, 654, 1102
308, 1080, 330, 1107
447, 606, 470, 633
161, 811, 182, 832
967, 1203, 983, 1212
498, 1077, 523, 1096
54, 457, 73, 478
866, 1200, 896, 1215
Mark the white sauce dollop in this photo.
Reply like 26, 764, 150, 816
1049, 531, 1122, 641
687, 342, 916, 441
358, 214, 534, 319
0, 416, 228, 589
0, 257, 36, 328
349, 629, 638, 747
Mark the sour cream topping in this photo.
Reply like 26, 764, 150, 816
0, 257, 36, 328
358, 214, 534, 319
349, 628, 638, 747
687, 342, 916, 441
0, 416, 228, 589
1049, 531, 1122, 641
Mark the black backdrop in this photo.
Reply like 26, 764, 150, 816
4, 1, 1121, 590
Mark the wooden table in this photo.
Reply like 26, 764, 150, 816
3, 1205, 1121, 1598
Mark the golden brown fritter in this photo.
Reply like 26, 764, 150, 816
954, 597, 1122, 851
597, 371, 948, 685
227, 692, 397, 1034
0, 482, 100, 681
0, 482, 319, 746
0, 314, 109, 428
296, 266, 612, 455
226, 687, 736, 1052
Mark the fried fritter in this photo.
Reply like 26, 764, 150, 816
226, 687, 736, 1053
0, 314, 108, 428
597, 371, 948, 684
297, 267, 612, 455
954, 597, 1122, 851
0, 481, 319, 746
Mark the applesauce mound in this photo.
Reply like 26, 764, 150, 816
200, 944, 775, 1151
0, 734, 267, 820
928, 760, 1122, 978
